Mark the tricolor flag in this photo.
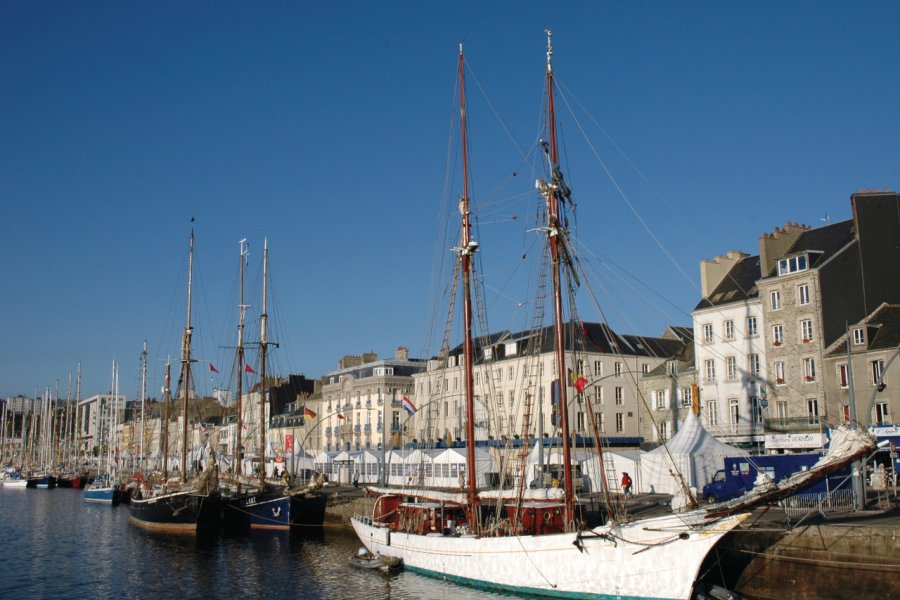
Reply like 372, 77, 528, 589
303, 407, 317, 419
402, 395, 417, 416
244, 364, 256, 374
208, 362, 219, 373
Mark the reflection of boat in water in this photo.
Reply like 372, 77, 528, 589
348, 548, 403, 573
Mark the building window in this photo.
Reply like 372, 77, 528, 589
705, 359, 716, 382
496, 393, 503, 408
747, 316, 758, 336
724, 320, 735, 340
667, 361, 678, 376
838, 364, 848, 389
654, 390, 667, 410
800, 319, 813, 342
770, 290, 781, 310
508, 366, 515, 381
726, 356, 737, 381
748, 354, 760, 378
593, 361, 602, 377
595, 387, 604, 406
597, 412, 605, 432
680, 387, 693, 407
702, 323, 714, 343
615, 413, 624, 433
751, 396, 763, 425
729, 398, 739, 429
774, 362, 785, 385
656, 421, 669, 443
807, 398, 819, 421
576, 411, 585, 432
641, 363, 649, 374
614, 387, 624, 405
853, 328, 865, 345
773, 400, 786, 420
798, 284, 810, 305
706, 400, 718, 427
871, 360, 885, 386
777, 254, 808, 276
875, 402, 890, 424
803, 358, 816, 382
614, 362, 623, 377
772, 324, 784, 346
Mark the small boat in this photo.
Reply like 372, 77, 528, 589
84, 474, 119, 505
3, 473, 28, 489
26, 473, 56, 489
348, 549, 403, 573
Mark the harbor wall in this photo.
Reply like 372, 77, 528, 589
707, 521, 900, 599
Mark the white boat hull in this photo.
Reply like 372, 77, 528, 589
352, 511, 749, 600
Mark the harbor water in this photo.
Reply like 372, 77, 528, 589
0, 487, 514, 599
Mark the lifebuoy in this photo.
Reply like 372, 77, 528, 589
543, 511, 552, 522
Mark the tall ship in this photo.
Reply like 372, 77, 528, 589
221, 240, 326, 531
129, 228, 221, 533
350, 34, 875, 600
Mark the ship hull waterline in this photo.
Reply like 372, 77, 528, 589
351, 511, 750, 600
129, 490, 220, 534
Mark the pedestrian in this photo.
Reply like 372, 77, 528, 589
621, 472, 633, 497
353, 471, 359, 488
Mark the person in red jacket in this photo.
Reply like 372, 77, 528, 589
621, 472, 633, 497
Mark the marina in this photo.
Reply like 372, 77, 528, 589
3, 5, 900, 600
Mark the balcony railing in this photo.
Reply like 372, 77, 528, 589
764, 416, 822, 433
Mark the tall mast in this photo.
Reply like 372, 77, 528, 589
161, 361, 171, 482
235, 239, 249, 475
74, 362, 81, 469
180, 228, 195, 483
542, 30, 575, 524
457, 44, 479, 516
258, 239, 269, 487
140, 340, 147, 472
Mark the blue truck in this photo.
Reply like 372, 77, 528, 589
702, 452, 852, 503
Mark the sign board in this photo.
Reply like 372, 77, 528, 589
765, 432, 827, 450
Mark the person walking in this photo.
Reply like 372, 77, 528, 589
621, 472, 633, 498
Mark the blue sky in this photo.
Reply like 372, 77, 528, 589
2, 2, 898, 400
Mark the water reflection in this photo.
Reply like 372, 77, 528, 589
0, 489, 520, 599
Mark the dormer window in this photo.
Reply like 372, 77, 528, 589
853, 328, 865, 345
777, 254, 808, 276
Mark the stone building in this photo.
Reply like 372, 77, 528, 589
320, 347, 425, 452
410, 322, 686, 448
757, 190, 900, 451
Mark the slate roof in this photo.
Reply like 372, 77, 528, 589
762, 219, 856, 277
445, 321, 687, 363
694, 255, 761, 310
825, 303, 900, 357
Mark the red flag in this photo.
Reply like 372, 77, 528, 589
337, 413, 345, 420
244, 364, 256, 374
575, 376, 588, 393
208, 362, 219, 373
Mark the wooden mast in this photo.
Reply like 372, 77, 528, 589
161, 361, 171, 482
543, 30, 575, 525
234, 239, 248, 476
180, 228, 195, 483
457, 44, 480, 522
258, 239, 269, 488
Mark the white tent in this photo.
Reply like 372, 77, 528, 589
639, 412, 748, 495
432, 448, 495, 489
579, 449, 645, 494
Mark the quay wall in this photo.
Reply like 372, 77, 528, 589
713, 521, 900, 599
